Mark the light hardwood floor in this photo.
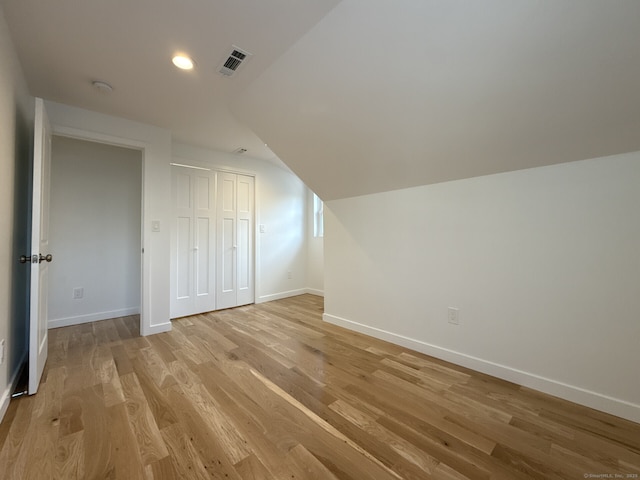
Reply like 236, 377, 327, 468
1, 294, 639, 479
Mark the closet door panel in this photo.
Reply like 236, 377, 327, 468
176, 216, 192, 300
237, 218, 249, 291
221, 218, 235, 293
172, 169, 195, 318
194, 172, 216, 313
171, 167, 216, 318
195, 217, 210, 295
217, 172, 238, 309
196, 175, 211, 209
236, 174, 254, 306
176, 173, 191, 209
237, 180, 249, 212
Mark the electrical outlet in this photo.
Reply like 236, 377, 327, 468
0, 339, 5, 365
287, 271, 292, 279
73, 287, 84, 299
448, 307, 459, 325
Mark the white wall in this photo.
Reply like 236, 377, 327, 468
172, 143, 311, 304
46, 102, 172, 336
48, 136, 142, 327
0, 5, 33, 421
324, 152, 640, 423
306, 189, 324, 296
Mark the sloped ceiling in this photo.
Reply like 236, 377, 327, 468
1, 0, 341, 165
232, 0, 640, 200
3, 0, 640, 200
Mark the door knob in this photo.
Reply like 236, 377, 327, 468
38, 254, 53, 263
19, 255, 36, 264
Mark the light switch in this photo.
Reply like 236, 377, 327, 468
152, 220, 161, 232
259, 224, 266, 234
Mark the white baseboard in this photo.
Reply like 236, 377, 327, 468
256, 288, 325, 304
323, 312, 640, 424
48, 307, 140, 329
256, 289, 307, 304
0, 351, 27, 423
304, 288, 324, 297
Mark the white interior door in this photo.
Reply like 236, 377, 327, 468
29, 98, 52, 394
216, 172, 254, 309
171, 166, 216, 318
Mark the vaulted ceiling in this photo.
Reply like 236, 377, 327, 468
4, 0, 640, 200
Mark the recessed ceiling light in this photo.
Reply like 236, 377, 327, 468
172, 54, 194, 70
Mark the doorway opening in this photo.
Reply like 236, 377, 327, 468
48, 136, 143, 329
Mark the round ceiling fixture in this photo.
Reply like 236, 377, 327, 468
172, 54, 194, 70
92, 80, 113, 93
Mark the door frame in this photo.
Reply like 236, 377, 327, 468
51, 125, 148, 333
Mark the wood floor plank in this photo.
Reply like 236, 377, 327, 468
55, 430, 85, 480
159, 423, 211, 480
0, 396, 20, 452
178, 381, 252, 465
191, 317, 239, 352
195, 361, 305, 477
320, 405, 436, 480
1, 296, 638, 479
97, 357, 126, 407
0, 395, 37, 479
24, 365, 68, 479
131, 357, 179, 430
113, 317, 135, 341
108, 403, 147, 480
165, 384, 243, 479
135, 347, 177, 390
119, 372, 169, 466
285, 443, 342, 480
146, 334, 178, 365
168, 325, 215, 366
233, 453, 272, 480
247, 367, 404, 480
111, 343, 134, 376
144, 455, 178, 480
432, 461, 472, 480
69, 383, 115, 480
21, 391, 56, 480
329, 398, 440, 475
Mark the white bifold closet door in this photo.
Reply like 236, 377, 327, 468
171, 166, 217, 318
171, 166, 255, 318
217, 172, 255, 309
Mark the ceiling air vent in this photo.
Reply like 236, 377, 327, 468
218, 46, 252, 77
